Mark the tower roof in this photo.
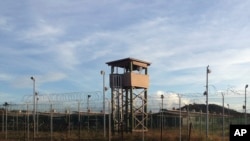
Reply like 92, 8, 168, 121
106, 57, 151, 69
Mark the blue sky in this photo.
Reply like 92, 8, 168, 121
1, 0, 250, 111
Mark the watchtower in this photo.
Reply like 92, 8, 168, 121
106, 57, 151, 133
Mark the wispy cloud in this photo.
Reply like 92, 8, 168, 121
37, 72, 67, 84
0, 73, 12, 81
19, 20, 64, 43
0, 16, 13, 31
10, 72, 67, 89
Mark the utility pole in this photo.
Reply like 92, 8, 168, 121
178, 94, 181, 141
30, 76, 36, 140
205, 65, 211, 141
221, 92, 224, 141
245, 84, 248, 124
160, 94, 164, 141
87, 95, 91, 132
101, 70, 106, 138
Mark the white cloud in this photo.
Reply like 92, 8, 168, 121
55, 42, 80, 70
0, 73, 12, 81
148, 91, 192, 112
20, 20, 64, 43
37, 72, 67, 84
0, 16, 13, 31
11, 72, 67, 89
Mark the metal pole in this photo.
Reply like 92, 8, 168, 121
50, 104, 53, 141
179, 94, 181, 141
245, 84, 248, 125
78, 101, 80, 141
2, 110, 3, 132
107, 100, 111, 141
205, 65, 210, 140
160, 94, 164, 141
17, 110, 19, 135
87, 95, 91, 132
187, 105, 189, 136
30, 76, 36, 140
222, 93, 224, 141
227, 104, 230, 124
5, 104, 7, 140
27, 104, 30, 141
16, 110, 18, 136
141, 96, 145, 141
101, 70, 106, 138
200, 110, 202, 136
67, 108, 71, 136
150, 111, 153, 129
36, 94, 39, 136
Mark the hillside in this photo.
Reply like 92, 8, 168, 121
178, 103, 240, 116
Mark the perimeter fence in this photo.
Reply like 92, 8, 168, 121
0, 90, 248, 141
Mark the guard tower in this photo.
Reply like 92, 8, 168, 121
106, 57, 151, 133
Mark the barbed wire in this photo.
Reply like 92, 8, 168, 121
4, 89, 249, 114
22, 91, 101, 103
